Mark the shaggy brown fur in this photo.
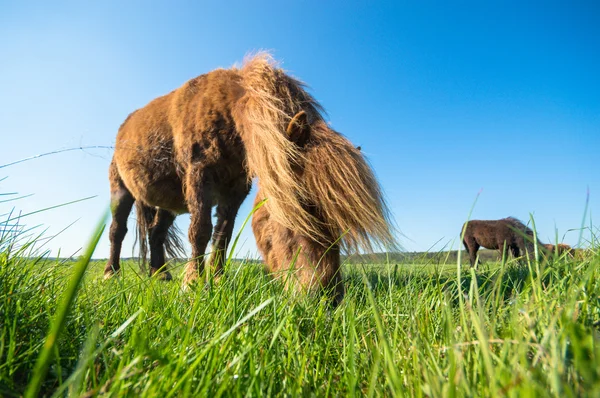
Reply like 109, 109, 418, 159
105, 52, 397, 298
252, 185, 345, 305
461, 217, 543, 267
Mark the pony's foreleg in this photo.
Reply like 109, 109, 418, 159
183, 171, 213, 287
148, 209, 176, 280
104, 182, 135, 280
207, 189, 249, 276
510, 245, 520, 261
498, 242, 507, 262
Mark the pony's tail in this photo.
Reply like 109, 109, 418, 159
134, 203, 152, 273
234, 52, 397, 253
164, 222, 186, 261
134, 204, 186, 273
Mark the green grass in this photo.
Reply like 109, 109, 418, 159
1, 230, 600, 396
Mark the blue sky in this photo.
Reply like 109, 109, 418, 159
1, 1, 598, 260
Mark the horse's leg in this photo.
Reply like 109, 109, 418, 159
462, 240, 470, 266
472, 243, 480, 267
104, 164, 135, 280
498, 242, 507, 262
463, 239, 479, 267
148, 209, 177, 280
510, 245, 520, 262
207, 188, 249, 276
327, 261, 345, 307
183, 171, 213, 287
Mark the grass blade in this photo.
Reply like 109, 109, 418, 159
24, 211, 107, 398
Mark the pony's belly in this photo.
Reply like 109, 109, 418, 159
479, 241, 499, 250
119, 168, 187, 213
138, 179, 188, 214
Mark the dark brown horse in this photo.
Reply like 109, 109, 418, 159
461, 217, 543, 266
104, 53, 396, 300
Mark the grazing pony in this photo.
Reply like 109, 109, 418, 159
104, 53, 396, 300
543, 243, 575, 257
461, 217, 542, 267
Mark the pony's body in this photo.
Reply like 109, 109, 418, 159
106, 69, 250, 281
114, 69, 247, 215
105, 53, 396, 300
461, 217, 542, 266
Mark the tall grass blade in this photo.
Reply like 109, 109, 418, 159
24, 211, 107, 398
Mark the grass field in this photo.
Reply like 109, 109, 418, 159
1, 224, 600, 397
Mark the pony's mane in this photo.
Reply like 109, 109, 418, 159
502, 217, 534, 235
234, 52, 323, 234
303, 121, 397, 252
234, 52, 397, 253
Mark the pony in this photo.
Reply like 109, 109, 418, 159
104, 53, 396, 300
461, 217, 543, 267
543, 243, 575, 257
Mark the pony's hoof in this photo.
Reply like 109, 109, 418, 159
182, 262, 200, 290
103, 268, 120, 281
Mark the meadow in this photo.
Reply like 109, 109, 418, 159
1, 219, 600, 397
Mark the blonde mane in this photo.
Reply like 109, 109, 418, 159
235, 52, 396, 252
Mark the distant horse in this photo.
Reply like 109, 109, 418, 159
104, 53, 396, 300
461, 217, 542, 266
543, 243, 575, 257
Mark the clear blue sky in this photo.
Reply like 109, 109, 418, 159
1, 1, 598, 260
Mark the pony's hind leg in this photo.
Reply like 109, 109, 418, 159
463, 238, 480, 267
148, 209, 177, 280
207, 186, 250, 276
183, 170, 214, 287
104, 164, 135, 280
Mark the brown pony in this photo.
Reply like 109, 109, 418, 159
543, 243, 575, 257
461, 217, 543, 266
104, 53, 396, 300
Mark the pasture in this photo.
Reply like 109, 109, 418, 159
2, 3, 598, 397
1, 229, 599, 396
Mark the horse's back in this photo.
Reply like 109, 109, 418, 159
463, 219, 511, 249
112, 92, 180, 205
167, 69, 246, 171
112, 69, 247, 212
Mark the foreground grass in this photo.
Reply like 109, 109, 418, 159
1, 246, 600, 396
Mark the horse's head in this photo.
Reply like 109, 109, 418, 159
252, 184, 344, 305
236, 56, 397, 305
250, 110, 395, 305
